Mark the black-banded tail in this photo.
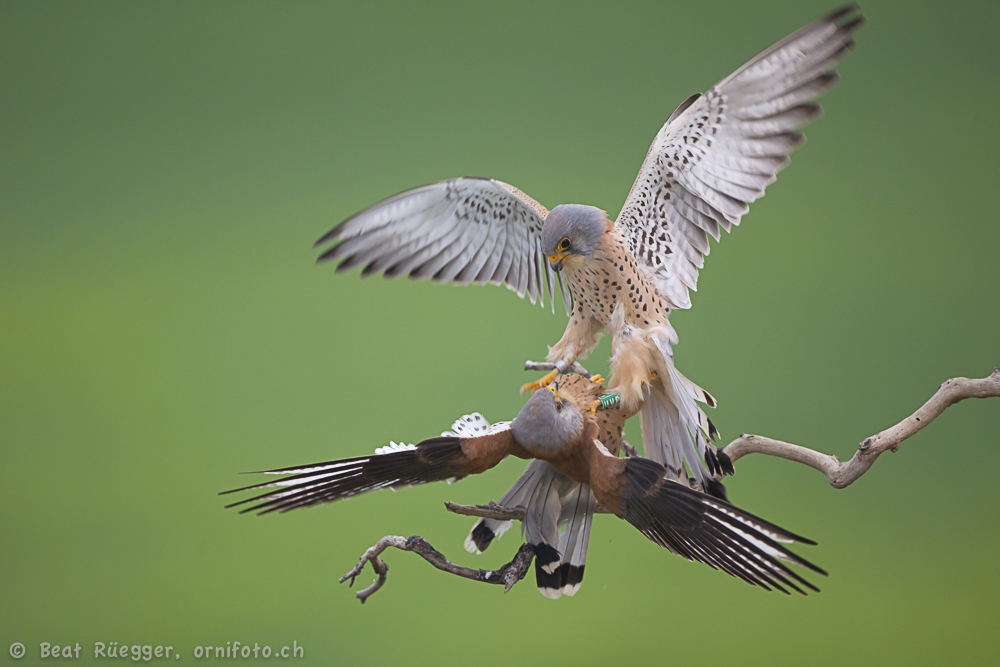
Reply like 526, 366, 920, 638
619, 457, 826, 595
535, 480, 595, 598
466, 460, 595, 599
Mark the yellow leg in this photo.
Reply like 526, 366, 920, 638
587, 399, 601, 416
521, 369, 558, 394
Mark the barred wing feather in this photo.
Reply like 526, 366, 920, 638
316, 177, 572, 314
615, 5, 863, 309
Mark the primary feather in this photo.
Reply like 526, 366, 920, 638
616, 4, 863, 309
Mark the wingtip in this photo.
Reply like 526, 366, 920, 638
826, 3, 861, 23
315, 245, 340, 265
840, 15, 866, 35
313, 224, 343, 249
229, 499, 256, 512
219, 478, 270, 496
337, 257, 359, 273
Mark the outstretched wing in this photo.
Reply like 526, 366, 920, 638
617, 456, 825, 595
222, 414, 514, 515
616, 4, 864, 309
316, 177, 572, 314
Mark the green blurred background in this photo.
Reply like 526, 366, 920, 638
2, 0, 998, 664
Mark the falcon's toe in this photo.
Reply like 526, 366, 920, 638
522, 369, 559, 394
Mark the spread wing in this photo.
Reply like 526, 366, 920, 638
316, 177, 572, 314
617, 457, 826, 595
222, 414, 514, 515
615, 4, 864, 309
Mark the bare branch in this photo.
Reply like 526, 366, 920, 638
722, 368, 1000, 488
445, 500, 612, 520
443, 501, 526, 521
339, 535, 536, 603
524, 360, 592, 377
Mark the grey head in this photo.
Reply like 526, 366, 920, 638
541, 204, 607, 271
511, 385, 584, 457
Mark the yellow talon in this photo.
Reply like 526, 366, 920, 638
589, 374, 605, 385
587, 399, 601, 415
522, 369, 559, 394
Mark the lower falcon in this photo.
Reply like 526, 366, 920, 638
224, 374, 824, 597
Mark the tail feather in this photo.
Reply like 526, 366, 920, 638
639, 383, 702, 479
547, 481, 595, 598
619, 457, 825, 595
532, 475, 596, 599
464, 460, 551, 554
524, 470, 563, 559
466, 461, 597, 599
642, 350, 729, 495
668, 362, 718, 409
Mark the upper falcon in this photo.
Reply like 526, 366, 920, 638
314, 5, 864, 492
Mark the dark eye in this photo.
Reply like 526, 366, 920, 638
559, 238, 571, 251
555, 402, 562, 412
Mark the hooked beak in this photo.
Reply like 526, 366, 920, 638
545, 383, 564, 410
547, 252, 568, 272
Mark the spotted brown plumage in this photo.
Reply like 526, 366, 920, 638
224, 374, 825, 596
542, 205, 727, 495
314, 6, 864, 496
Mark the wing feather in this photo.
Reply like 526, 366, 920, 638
317, 177, 571, 314
615, 5, 863, 308
618, 457, 826, 595
223, 415, 514, 515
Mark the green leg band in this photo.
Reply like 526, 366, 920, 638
598, 393, 621, 410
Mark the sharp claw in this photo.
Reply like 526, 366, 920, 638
587, 400, 601, 416
589, 374, 604, 385
521, 369, 559, 394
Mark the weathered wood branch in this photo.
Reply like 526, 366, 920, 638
721, 368, 1000, 488
444, 500, 612, 520
443, 501, 527, 520
526, 360, 1000, 489
339, 535, 535, 603
524, 360, 593, 377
